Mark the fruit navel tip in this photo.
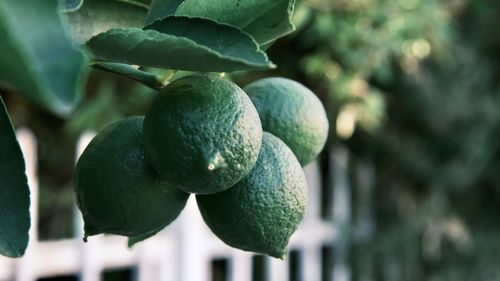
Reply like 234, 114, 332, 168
206, 151, 226, 171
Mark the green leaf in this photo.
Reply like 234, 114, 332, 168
175, 0, 296, 45
146, 0, 184, 24
66, 0, 147, 44
93, 62, 164, 90
0, 0, 87, 117
0, 96, 30, 258
87, 16, 274, 72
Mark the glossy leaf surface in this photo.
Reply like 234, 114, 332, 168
0, 0, 87, 116
0, 96, 30, 258
176, 0, 295, 44
88, 16, 274, 71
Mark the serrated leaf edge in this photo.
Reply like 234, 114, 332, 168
176, 0, 296, 45
88, 27, 275, 70
144, 15, 275, 67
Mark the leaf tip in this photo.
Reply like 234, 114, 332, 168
127, 239, 137, 248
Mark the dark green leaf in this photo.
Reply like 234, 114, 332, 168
66, 0, 147, 43
0, 96, 30, 258
146, 0, 184, 24
93, 62, 164, 90
175, 0, 295, 45
0, 0, 87, 117
88, 16, 274, 72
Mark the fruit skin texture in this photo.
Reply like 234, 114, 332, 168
244, 77, 329, 166
75, 117, 189, 239
143, 74, 262, 194
197, 132, 307, 259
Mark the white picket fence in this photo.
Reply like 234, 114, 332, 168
0, 129, 351, 281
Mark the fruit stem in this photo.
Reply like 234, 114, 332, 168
91, 62, 164, 90
159, 70, 177, 87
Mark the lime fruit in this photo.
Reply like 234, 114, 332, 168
197, 132, 307, 259
75, 117, 189, 239
244, 77, 329, 166
143, 74, 262, 194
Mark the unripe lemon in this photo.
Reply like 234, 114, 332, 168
143, 74, 262, 194
244, 77, 329, 166
197, 132, 307, 259
75, 117, 189, 239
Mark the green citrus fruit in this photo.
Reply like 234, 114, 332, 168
244, 77, 329, 166
196, 132, 307, 259
75, 117, 189, 239
143, 74, 262, 194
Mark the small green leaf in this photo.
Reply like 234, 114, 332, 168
93, 62, 164, 90
66, 0, 147, 44
0, 96, 30, 258
176, 0, 296, 45
0, 0, 87, 117
87, 16, 274, 72
146, 0, 185, 24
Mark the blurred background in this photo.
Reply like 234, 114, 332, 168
3, 0, 500, 280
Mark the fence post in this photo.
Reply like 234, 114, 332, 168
302, 161, 323, 281
76, 132, 102, 281
177, 197, 210, 281
268, 257, 288, 281
137, 238, 168, 281
15, 129, 38, 281
352, 159, 375, 281
332, 146, 351, 281
230, 251, 251, 281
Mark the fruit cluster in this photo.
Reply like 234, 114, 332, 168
75, 74, 329, 259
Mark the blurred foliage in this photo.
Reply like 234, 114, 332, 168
241, 0, 500, 279
277, 0, 500, 280
3, 0, 500, 278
